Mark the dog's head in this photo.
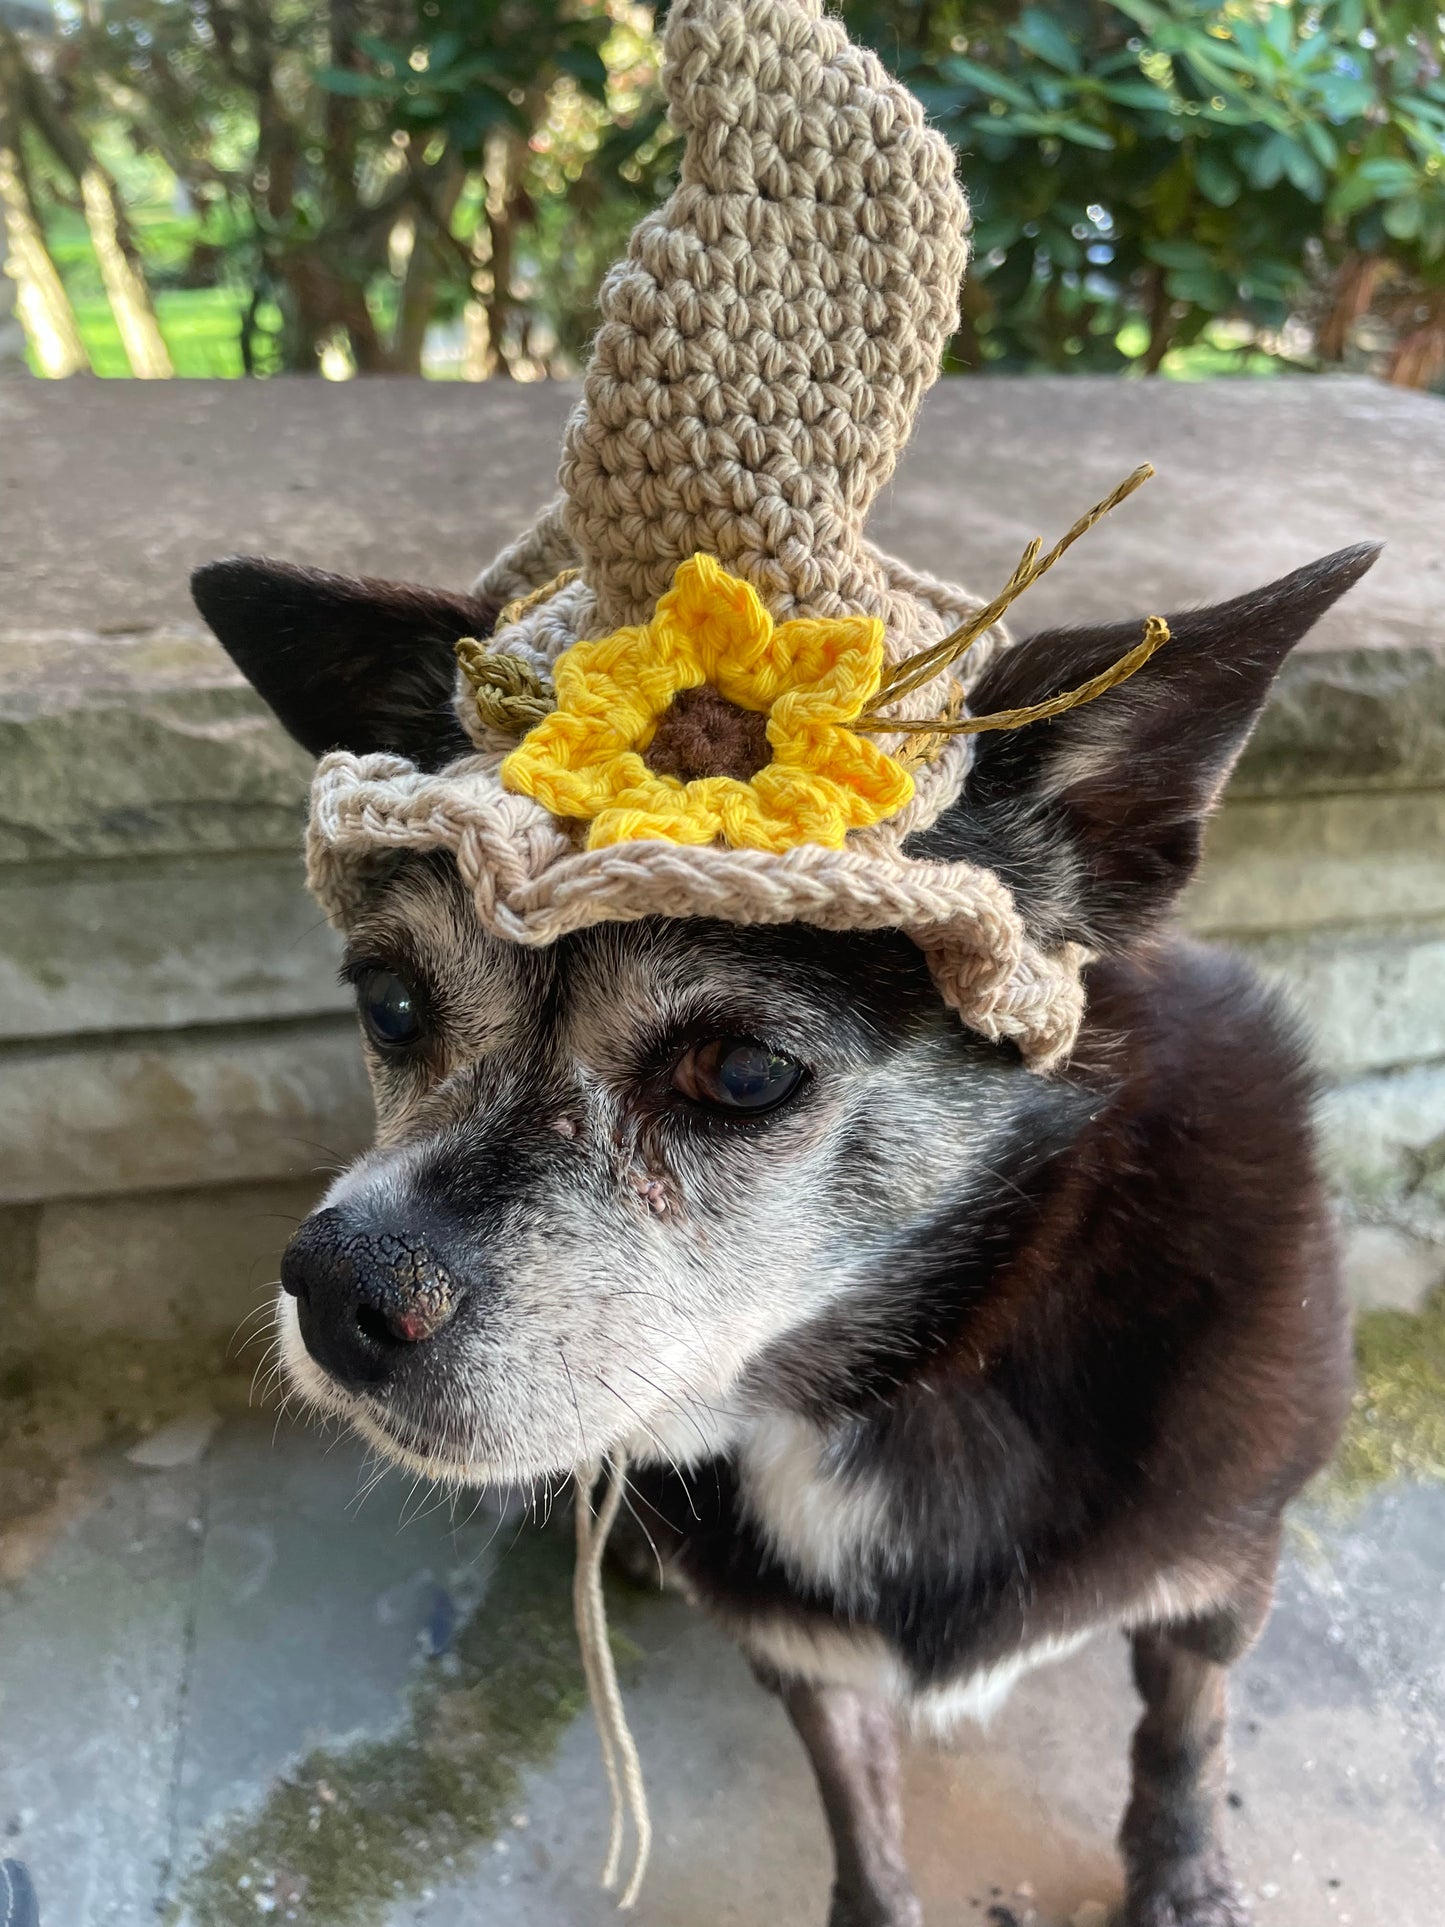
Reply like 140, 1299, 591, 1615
193, 543, 1376, 1486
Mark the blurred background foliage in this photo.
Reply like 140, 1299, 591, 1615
0, 0, 1441, 386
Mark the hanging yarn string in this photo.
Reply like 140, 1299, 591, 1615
573, 1452, 652, 1910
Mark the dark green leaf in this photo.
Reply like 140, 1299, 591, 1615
355, 32, 401, 68
1010, 9, 1082, 76
554, 44, 609, 97
1164, 263, 1236, 307
1099, 79, 1174, 112
1052, 119, 1116, 151
1145, 238, 1215, 269
1302, 120, 1338, 170
1246, 129, 1292, 188
1282, 140, 1325, 199
1194, 150, 1241, 206
939, 57, 1038, 113
316, 68, 397, 100
1356, 156, 1423, 193
1384, 195, 1423, 240
425, 32, 463, 74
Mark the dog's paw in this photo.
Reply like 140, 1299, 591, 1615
1124, 1853, 1251, 1927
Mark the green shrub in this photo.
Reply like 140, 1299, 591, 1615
844, 0, 1445, 384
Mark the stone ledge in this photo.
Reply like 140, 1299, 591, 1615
1226, 924, 1445, 1079
1322, 1062, 1445, 1232
2, 627, 1440, 874
26, 1178, 323, 1340
0, 1018, 371, 1204
1184, 791, 1445, 935
0, 853, 346, 1043
5, 375, 1443, 647
1232, 645, 1445, 797
0, 631, 312, 865
1339, 1221, 1445, 1314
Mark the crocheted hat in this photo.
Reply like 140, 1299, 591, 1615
306, 0, 1159, 1072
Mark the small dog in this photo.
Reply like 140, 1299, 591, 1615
195, 537, 1375, 1927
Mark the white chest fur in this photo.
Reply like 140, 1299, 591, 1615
733, 1412, 1095, 1732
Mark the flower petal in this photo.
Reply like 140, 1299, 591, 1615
502, 556, 912, 854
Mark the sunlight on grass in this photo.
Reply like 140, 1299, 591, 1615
64, 288, 248, 378
34, 205, 256, 378
1115, 317, 1283, 380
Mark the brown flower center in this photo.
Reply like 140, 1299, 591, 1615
642, 684, 773, 783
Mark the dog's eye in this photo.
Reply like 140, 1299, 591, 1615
355, 968, 423, 1048
672, 1038, 805, 1113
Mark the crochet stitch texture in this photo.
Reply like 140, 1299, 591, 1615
560, 0, 971, 635
304, 0, 1090, 1072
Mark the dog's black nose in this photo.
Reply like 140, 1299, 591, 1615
280, 1206, 467, 1390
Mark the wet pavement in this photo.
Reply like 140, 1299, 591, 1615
2, 1361, 1443, 1927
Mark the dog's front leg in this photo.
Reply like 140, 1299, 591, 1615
775, 1677, 923, 1927
1120, 1591, 1270, 1927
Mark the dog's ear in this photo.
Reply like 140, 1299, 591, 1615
191, 557, 502, 769
914, 544, 1381, 951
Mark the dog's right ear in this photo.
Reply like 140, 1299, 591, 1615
191, 557, 502, 769
911, 543, 1380, 952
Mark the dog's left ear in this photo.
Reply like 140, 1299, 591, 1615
914, 543, 1381, 951
191, 556, 501, 769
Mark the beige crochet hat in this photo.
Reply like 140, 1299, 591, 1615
306, 0, 1162, 1073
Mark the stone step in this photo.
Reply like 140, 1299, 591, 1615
0, 1017, 369, 1205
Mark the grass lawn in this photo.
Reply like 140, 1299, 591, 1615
66, 286, 250, 378
36, 203, 253, 377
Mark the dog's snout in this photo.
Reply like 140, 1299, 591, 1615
281, 1206, 467, 1390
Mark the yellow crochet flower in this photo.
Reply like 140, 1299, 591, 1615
500, 554, 914, 853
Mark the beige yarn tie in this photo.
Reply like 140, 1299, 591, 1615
574, 1451, 652, 1909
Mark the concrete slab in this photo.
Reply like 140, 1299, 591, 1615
32, 1183, 320, 1338
0, 1453, 200, 1926
2, 1399, 1442, 1927
0, 856, 347, 1043
171, 1418, 512, 1853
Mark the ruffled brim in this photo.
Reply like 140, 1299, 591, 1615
307, 750, 1085, 1071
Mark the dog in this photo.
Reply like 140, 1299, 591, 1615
193, 536, 1376, 1927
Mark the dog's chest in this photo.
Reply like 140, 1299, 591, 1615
728, 1412, 1093, 1724
736, 1412, 894, 1593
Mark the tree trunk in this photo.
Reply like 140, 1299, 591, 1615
479, 132, 525, 380
463, 195, 495, 381
0, 139, 89, 376
1385, 302, 1445, 391
390, 160, 466, 376
1141, 264, 1176, 375
80, 164, 173, 377
0, 236, 28, 372
0, 22, 168, 376
1317, 252, 1381, 364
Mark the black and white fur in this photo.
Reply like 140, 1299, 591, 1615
193, 542, 1377, 1927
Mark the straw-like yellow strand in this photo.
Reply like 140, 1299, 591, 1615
884, 614, 1171, 745
859, 463, 1157, 724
